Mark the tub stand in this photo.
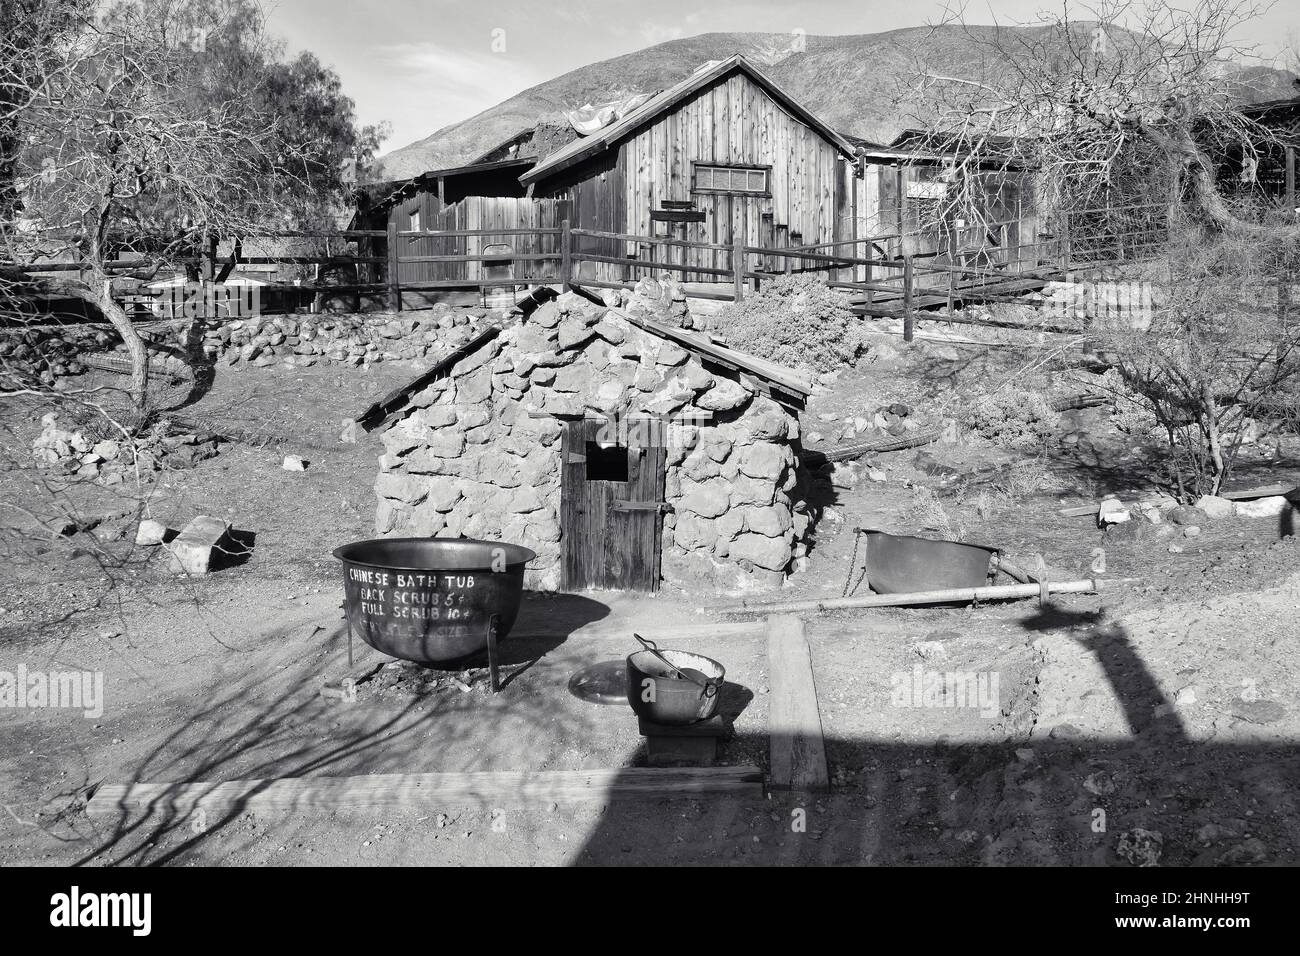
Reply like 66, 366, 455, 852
486, 614, 501, 693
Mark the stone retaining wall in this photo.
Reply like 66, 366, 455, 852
0, 304, 504, 383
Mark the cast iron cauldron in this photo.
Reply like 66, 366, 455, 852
857, 529, 998, 594
332, 537, 535, 665
626, 635, 725, 725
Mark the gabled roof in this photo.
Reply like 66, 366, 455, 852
520, 55, 858, 187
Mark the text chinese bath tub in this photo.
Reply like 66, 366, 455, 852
332, 537, 536, 665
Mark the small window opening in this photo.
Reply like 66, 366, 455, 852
585, 441, 628, 482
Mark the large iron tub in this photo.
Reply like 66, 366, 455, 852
332, 537, 535, 665
857, 530, 999, 594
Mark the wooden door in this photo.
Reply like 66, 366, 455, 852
561, 417, 667, 592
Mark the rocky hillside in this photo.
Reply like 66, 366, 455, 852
375, 26, 1297, 180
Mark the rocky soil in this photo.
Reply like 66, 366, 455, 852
1, 309, 1297, 866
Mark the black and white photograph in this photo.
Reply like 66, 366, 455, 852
0, 0, 1298, 905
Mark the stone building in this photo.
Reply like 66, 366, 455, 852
373, 289, 812, 593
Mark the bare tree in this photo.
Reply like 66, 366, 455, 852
903, 0, 1289, 236
1, 0, 315, 421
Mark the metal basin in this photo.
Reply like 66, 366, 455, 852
626, 649, 725, 726
332, 537, 536, 664
860, 530, 998, 594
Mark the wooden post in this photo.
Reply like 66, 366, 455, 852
560, 218, 572, 292
202, 233, 217, 281
946, 264, 954, 316
386, 220, 401, 312
902, 254, 914, 342
1286, 146, 1296, 215
864, 256, 873, 313
1059, 216, 1071, 274
732, 237, 744, 302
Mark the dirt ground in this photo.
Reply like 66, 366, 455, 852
1, 316, 1298, 866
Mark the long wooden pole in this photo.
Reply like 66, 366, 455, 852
719, 578, 1135, 616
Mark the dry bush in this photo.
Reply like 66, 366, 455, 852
1093, 224, 1300, 498
903, 486, 962, 541
962, 388, 1061, 449
711, 274, 868, 373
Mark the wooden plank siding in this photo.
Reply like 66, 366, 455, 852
536, 71, 854, 285
393, 195, 564, 286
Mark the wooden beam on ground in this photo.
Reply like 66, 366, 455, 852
766, 615, 829, 793
514, 620, 763, 642
725, 578, 1136, 616
87, 766, 764, 817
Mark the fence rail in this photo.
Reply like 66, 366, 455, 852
8, 203, 1170, 342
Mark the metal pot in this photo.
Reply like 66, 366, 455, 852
333, 537, 535, 664
626, 636, 725, 725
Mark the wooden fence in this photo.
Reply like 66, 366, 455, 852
8, 203, 1169, 342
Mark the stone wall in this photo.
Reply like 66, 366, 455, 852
0, 304, 504, 384
374, 291, 808, 592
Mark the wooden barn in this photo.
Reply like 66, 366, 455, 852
1224, 93, 1300, 206
348, 54, 1042, 308
518, 55, 1039, 288
849, 131, 1038, 270
518, 55, 860, 284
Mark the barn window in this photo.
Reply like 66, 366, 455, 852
693, 163, 770, 195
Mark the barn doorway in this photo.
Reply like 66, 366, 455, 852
560, 417, 667, 592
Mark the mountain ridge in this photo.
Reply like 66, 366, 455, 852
373, 26, 1298, 181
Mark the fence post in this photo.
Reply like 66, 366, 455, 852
386, 221, 401, 312
203, 233, 217, 281
733, 237, 744, 302
864, 256, 873, 313
560, 219, 572, 292
902, 255, 914, 343
1287, 146, 1296, 216
946, 265, 954, 316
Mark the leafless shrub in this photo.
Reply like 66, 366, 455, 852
1092, 223, 1300, 498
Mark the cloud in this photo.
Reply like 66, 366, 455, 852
638, 21, 686, 46
373, 39, 547, 144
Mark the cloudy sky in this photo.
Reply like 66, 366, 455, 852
263, 0, 1299, 153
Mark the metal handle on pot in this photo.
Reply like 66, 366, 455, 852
632, 633, 710, 690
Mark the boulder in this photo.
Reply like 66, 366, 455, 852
375, 472, 429, 505
728, 532, 792, 571
679, 481, 731, 519
557, 318, 596, 350
696, 377, 749, 412
1195, 495, 1235, 519
1234, 495, 1291, 519
746, 504, 792, 537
